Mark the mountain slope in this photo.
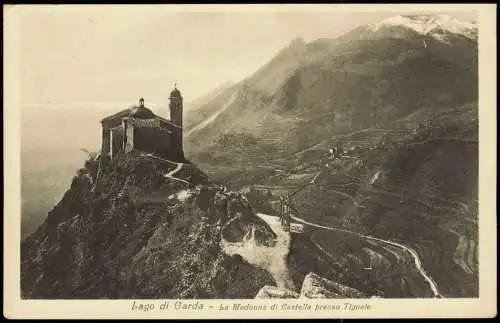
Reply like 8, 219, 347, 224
182, 14, 478, 298
184, 81, 235, 131
21, 151, 380, 299
184, 14, 477, 183
252, 103, 478, 297
21, 152, 280, 299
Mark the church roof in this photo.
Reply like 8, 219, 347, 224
101, 97, 181, 129
129, 106, 155, 119
101, 105, 181, 130
156, 115, 182, 129
101, 105, 155, 122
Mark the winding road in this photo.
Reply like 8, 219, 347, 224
289, 214, 443, 298
254, 146, 473, 298
143, 151, 444, 297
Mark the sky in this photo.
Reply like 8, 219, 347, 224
11, 5, 477, 108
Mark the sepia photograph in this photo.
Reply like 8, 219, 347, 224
3, 3, 496, 319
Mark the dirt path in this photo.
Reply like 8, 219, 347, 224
163, 162, 190, 185
314, 183, 363, 207
143, 153, 190, 185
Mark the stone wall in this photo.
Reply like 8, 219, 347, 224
132, 118, 161, 128
110, 126, 124, 158
101, 127, 110, 156
123, 119, 135, 153
102, 117, 182, 160
134, 127, 172, 158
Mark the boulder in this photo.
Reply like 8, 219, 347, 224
300, 272, 367, 298
255, 285, 299, 299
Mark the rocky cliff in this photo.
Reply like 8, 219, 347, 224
21, 151, 279, 299
21, 150, 370, 299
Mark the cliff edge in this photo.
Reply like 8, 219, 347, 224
21, 152, 277, 299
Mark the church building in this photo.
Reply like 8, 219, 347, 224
99, 86, 184, 161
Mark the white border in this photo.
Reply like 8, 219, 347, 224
3, 4, 497, 319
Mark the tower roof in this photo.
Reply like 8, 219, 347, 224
170, 87, 182, 99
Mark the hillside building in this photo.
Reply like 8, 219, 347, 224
99, 86, 184, 161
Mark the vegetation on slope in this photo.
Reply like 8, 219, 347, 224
21, 151, 278, 299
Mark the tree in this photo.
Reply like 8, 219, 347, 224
80, 148, 98, 161
81, 148, 100, 179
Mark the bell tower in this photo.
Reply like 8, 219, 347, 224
169, 83, 184, 158
169, 83, 183, 127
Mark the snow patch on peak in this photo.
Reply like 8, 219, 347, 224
368, 14, 477, 41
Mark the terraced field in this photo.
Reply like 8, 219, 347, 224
247, 109, 478, 298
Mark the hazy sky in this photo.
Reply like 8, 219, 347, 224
13, 5, 477, 107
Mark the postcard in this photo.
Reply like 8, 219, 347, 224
3, 3, 497, 319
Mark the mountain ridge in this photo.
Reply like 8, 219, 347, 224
21, 13, 478, 299
182, 13, 478, 297
179, 13, 478, 186
367, 14, 477, 41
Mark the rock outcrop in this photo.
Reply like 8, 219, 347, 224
255, 285, 300, 299
255, 272, 367, 299
21, 152, 278, 299
300, 272, 367, 298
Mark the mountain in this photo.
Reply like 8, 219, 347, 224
183, 14, 478, 297
185, 82, 235, 112
183, 83, 239, 136
184, 14, 477, 179
21, 152, 380, 299
286, 104, 478, 297
21, 14, 479, 299
21, 152, 273, 298
367, 15, 477, 42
